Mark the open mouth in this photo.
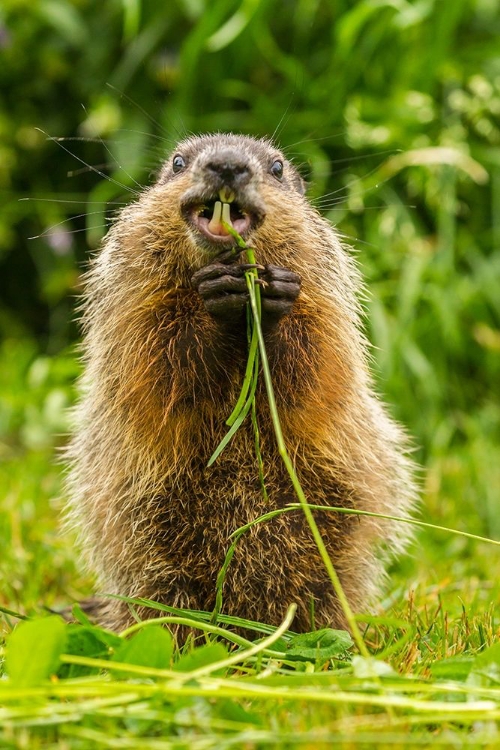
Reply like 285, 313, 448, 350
183, 189, 256, 245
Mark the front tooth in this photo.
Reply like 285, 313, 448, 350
221, 202, 232, 230
219, 188, 235, 203
207, 201, 222, 233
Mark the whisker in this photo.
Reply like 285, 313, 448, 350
272, 94, 297, 144
284, 131, 347, 150
106, 83, 182, 142
36, 127, 141, 196
322, 173, 405, 210
79, 103, 145, 190
31, 224, 112, 239
322, 205, 414, 213
310, 163, 388, 204
68, 163, 110, 177
114, 129, 168, 142
335, 231, 378, 249
28, 211, 115, 240
19, 197, 128, 205
51, 129, 169, 144
298, 148, 402, 167
52, 136, 112, 143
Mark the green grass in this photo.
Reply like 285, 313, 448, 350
1, 272, 499, 747
2, 142, 500, 750
1, 1, 500, 745
2, 158, 499, 746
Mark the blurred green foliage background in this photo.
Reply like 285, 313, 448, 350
0, 0, 499, 608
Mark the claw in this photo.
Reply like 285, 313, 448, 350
215, 246, 246, 264
240, 263, 266, 272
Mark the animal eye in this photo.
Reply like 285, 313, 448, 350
270, 159, 284, 180
172, 155, 186, 173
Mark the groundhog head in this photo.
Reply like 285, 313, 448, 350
157, 134, 305, 253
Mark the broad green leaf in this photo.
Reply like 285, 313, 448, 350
6, 616, 67, 687
430, 656, 475, 680
174, 643, 229, 674
217, 698, 263, 726
284, 628, 353, 662
112, 626, 173, 671
67, 624, 120, 657
467, 643, 500, 688
60, 624, 121, 678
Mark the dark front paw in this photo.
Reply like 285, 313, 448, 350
259, 265, 301, 321
191, 262, 301, 323
191, 262, 249, 319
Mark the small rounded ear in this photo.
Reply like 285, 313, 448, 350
284, 157, 307, 195
295, 174, 307, 195
290, 171, 307, 195
282, 151, 307, 195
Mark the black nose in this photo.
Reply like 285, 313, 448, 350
203, 149, 252, 188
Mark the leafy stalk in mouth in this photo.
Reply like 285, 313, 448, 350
207, 222, 262, 469
208, 222, 369, 657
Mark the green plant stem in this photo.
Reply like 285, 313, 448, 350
188, 604, 296, 679
119, 615, 255, 645
226, 321, 259, 426
227, 504, 500, 547
210, 222, 369, 657
245, 276, 370, 658
108, 595, 296, 637
207, 359, 259, 467
123, 611, 289, 660
251, 397, 268, 500
57, 607, 298, 684
1, 676, 496, 715
207, 225, 263, 465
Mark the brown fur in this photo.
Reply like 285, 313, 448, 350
66, 134, 417, 634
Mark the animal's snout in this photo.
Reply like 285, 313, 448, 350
202, 149, 253, 189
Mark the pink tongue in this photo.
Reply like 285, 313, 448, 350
208, 201, 232, 236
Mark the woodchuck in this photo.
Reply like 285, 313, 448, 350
66, 133, 417, 635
